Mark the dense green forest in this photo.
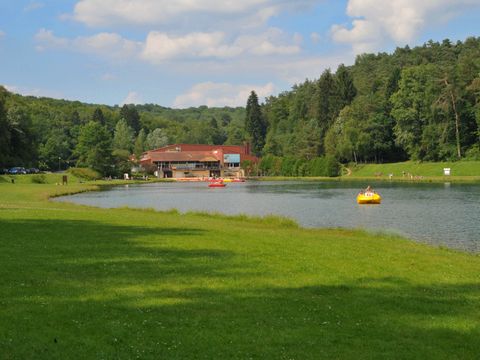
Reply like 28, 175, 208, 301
258, 37, 480, 175
1, 36, 480, 176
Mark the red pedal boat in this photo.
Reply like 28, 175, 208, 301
208, 182, 226, 188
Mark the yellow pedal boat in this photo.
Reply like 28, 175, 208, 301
357, 192, 382, 204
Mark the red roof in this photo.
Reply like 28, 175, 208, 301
150, 144, 248, 154
142, 150, 223, 163
140, 143, 259, 165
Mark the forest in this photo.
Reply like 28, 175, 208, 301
1, 36, 480, 177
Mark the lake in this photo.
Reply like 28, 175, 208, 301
54, 181, 480, 252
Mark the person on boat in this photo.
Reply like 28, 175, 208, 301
365, 185, 374, 195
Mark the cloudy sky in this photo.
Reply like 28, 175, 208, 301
1, 0, 479, 108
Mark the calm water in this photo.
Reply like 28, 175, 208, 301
54, 181, 480, 252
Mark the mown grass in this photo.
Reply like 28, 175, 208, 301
349, 160, 480, 179
250, 161, 480, 183
1, 181, 480, 359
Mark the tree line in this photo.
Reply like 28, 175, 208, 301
1, 36, 480, 177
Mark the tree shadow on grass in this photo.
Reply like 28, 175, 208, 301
0, 218, 242, 283
1, 219, 480, 359
4, 279, 479, 359
84, 281, 478, 360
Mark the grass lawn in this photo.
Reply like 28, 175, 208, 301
348, 160, 480, 181
1, 178, 480, 359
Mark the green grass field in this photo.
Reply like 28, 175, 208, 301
348, 160, 480, 179
1, 177, 480, 359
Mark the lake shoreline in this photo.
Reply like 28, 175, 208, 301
248, 175, 480, 183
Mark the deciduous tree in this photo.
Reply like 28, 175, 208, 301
75, 121, 113, 175
113, 119, 134, 152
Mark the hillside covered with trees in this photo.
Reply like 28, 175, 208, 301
1, 36, 480, 176
0, 88, 246, 175
255, 37, 480, 175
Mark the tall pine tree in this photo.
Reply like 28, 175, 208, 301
245, 91, 266, 156
92, 107, 105, 126
120, 104, 141, 135
336, 64, 357, 107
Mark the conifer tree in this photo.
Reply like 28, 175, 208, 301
336, 64, 357, 106
71, 110, 81, 126
245, 91, 266, 156
92, 107, 105, 126
120, 104, 141, 135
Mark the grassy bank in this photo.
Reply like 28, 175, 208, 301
348, 160, 480, 179
1, 181, 480, 359
252, 160, 480, 183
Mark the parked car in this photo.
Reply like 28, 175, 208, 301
26, 168, 40, 174
8, 167, 27, 175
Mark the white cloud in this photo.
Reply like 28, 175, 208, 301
233, 28, 301, 57
34, 28, 68, 51
71, 0, 317, 29
121, 91, 143, 105
331, 19, 381, 54
141, 32, 241, 63
36, 27, 301, 64
173, 82, 275, 108
310, 32, 321, 44
24, 2, 45, 12
74, 32, 141, 58
332, 0, 480, 54
293, 33, 303, 45
34, 28, 141, 59
140, 28, 302, 63
101, 73, 116, 81
4, 84, 64, 99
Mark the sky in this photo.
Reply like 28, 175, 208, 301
1, 0, 480, 108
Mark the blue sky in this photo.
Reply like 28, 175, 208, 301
1, 0, 479, 108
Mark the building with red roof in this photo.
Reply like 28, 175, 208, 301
140, 144, 258, 178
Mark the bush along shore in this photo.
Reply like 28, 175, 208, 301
1, 178, 480, 359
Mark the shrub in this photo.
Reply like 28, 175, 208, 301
294, 159, 307, 176
324, 155, 341, 177
67, 167, 101, 180
307, 156, 341, 177
259, 155, 274, 175
281, 156, 297, 176
31, 174, 47, 184
259, 155, 284, 176
465, 145, 480, 160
